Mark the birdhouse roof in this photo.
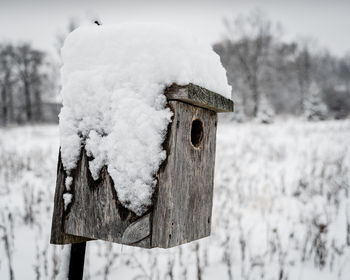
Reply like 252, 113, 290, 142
166, 83, 234, 113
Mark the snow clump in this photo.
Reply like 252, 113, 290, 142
59, 22, 231, 215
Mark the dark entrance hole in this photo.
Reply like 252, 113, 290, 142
191, 119, 203, 148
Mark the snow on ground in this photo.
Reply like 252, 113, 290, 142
0, 118, 350, 279
59, 23, 231, 215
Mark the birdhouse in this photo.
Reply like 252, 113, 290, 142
50, 83, 233, 248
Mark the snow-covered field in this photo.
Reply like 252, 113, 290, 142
1, 119, 350, 280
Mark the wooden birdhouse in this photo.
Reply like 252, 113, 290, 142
50, 83, 233, 248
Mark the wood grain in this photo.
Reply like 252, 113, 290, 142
50, 151, 90, 245
122, 213, 151, 245
152, 100, 217, 248
165, 83, 234, 113
62, 150, 151, 247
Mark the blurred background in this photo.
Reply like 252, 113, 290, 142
0, 0, 349, 279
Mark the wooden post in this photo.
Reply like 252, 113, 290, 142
68, 242, 86, 280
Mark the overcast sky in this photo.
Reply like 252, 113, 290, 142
1, 0, 349, 57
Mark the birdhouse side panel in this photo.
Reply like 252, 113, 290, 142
50, 151, 91, 245
152, 100, 217, 248
64, 150, 151, 247
52, 150, 151, 248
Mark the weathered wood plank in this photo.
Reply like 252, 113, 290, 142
50, 151, 90, 245
152, 100, 217, 248
129, 236, 151, 248
62, 150, 151, 247
122, 213, 151, 245
165, 83, 234, 113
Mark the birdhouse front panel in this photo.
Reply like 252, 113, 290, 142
152, 100, 217, 248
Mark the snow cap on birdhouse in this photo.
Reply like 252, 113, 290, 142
50, 22, 233, 248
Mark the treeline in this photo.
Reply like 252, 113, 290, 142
214, 10, 350, 121
1, 13, 349, 126
0, 43, 59, 125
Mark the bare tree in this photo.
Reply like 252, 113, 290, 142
13, 43, 45, 122
0, 44, 16, 125
216, 9, 279, 117
295, 44, 312, 113
339, 53, 350, 92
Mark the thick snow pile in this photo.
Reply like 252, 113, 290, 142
59, 23, 231, 215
